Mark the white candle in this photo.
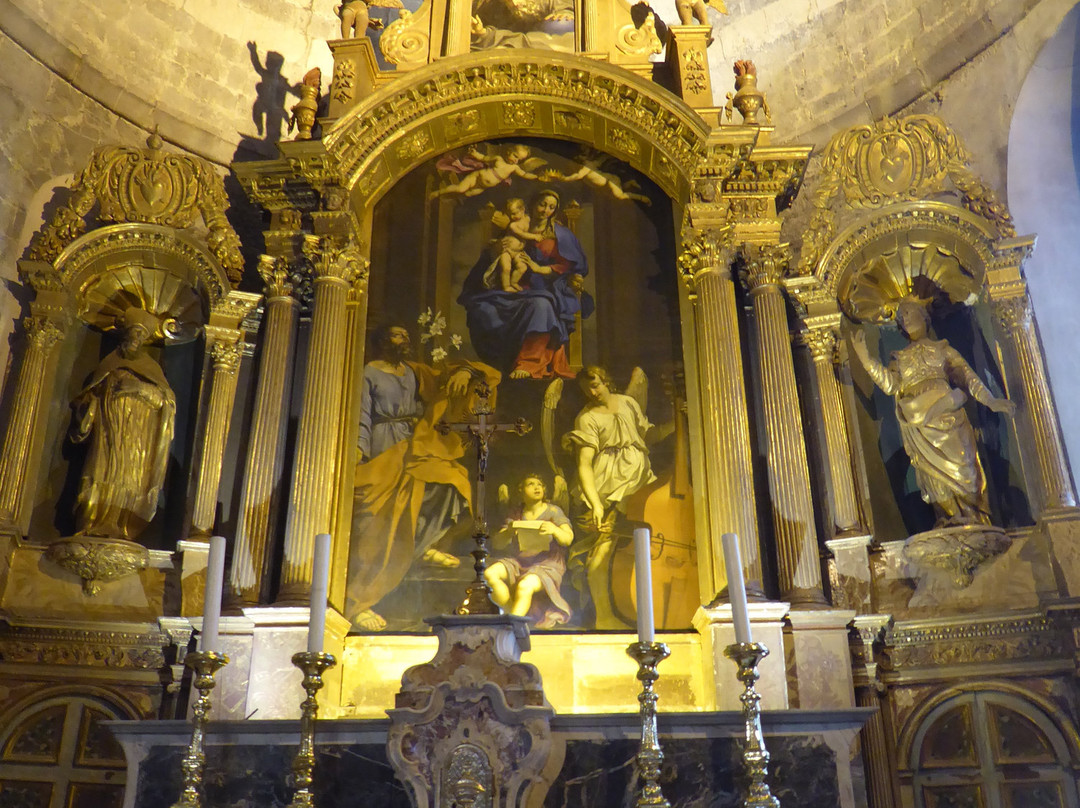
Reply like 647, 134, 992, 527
201, 536, 226, 655
633, 528, 655, 643
308, 533, 332, 654
721, 532, 752, 645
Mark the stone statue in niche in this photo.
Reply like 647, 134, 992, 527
70, 307, 176, 541
851, 299, 1017, 602
851, 300, 1015, 527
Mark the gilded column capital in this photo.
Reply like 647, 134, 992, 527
739, 242, 791, 292
302, 235, 370, 285
992, 295, 1032, 331
677, 226, 736, 294
801, 327, 838, 363
210, 340, 244, 375
24, 316, 67, 350
257, 254, 296, 300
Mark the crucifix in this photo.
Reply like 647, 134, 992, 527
436, 379, 532, 616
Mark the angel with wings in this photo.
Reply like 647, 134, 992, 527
539, 149, 651, 206
429, 143, 547, 200
540, 365, 674, 628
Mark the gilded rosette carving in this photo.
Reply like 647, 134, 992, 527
29, 134, 243, 281
43, 537, 150, 595
799, 114, 1015, 277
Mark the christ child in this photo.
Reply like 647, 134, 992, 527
483, 198, 548, 291
485, 474, 574, 627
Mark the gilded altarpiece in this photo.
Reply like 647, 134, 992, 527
347, 138, 699, 634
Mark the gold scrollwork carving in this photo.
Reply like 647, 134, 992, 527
29, 135, 243, 281
799, 114, 1015, 277
446, 110, 482, 138
616, 13, 663, 56
43, 538, 150, 596
607, 126, 640, 157
395, 129, 433, 162
378, 4, 431, 67
0, 624, 166, 668
324, 54, 708, 198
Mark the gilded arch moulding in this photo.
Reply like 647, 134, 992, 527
53, 223, 228, 331
322, 50, 710, 207
810, 202, 1001, 323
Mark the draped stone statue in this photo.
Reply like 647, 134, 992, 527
851, 300, 1015, 527
70, 308, 176, 541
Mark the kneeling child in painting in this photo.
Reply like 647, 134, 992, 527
485, 474, 574, 628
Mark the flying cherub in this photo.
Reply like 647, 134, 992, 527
540, 150, 652, 206
429, 144, 547, 200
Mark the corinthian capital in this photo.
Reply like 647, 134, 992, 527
302, 235, 370, 285
210, 339, 244, 374
992, 295, 1032, 331
802, 327, 838, 363
257, 255, 295, 300
25, 316, 66, 351
677, 226, 736, 292
740, 242, 792, 291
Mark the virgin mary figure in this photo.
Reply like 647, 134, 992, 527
457, 188, 594, 379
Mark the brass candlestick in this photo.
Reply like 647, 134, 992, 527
286, 651, 337, 808
724, 642, 780, 808
170, 650, 229, 808
626, 641, 671, 808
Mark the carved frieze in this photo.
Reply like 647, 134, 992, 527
0, 624, 167, 669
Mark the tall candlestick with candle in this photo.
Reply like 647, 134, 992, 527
201, 535, 226, 654
633, 528, 655, 644
720, 532, 752, 645
170, 535, 229, 808
307, 533, 331, 654
721, 533, 780, 807
287, 534, 337, 808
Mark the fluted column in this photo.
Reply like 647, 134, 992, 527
852, 615, 899, 808
278, 234, 367, 602
190, 336, 243, 536
678, 228, 763, 597
329, 270, 369, 608
741, 244, 826, 606
803, 325, 864, 537
228, 257, 299, 606
991, 292, 1076, 514
0, 314, 68, 525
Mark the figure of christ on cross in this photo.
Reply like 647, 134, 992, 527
436, 380, 532, 615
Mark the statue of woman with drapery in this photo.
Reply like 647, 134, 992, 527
70, 307, 176, 541
850, 300, 1015, 526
